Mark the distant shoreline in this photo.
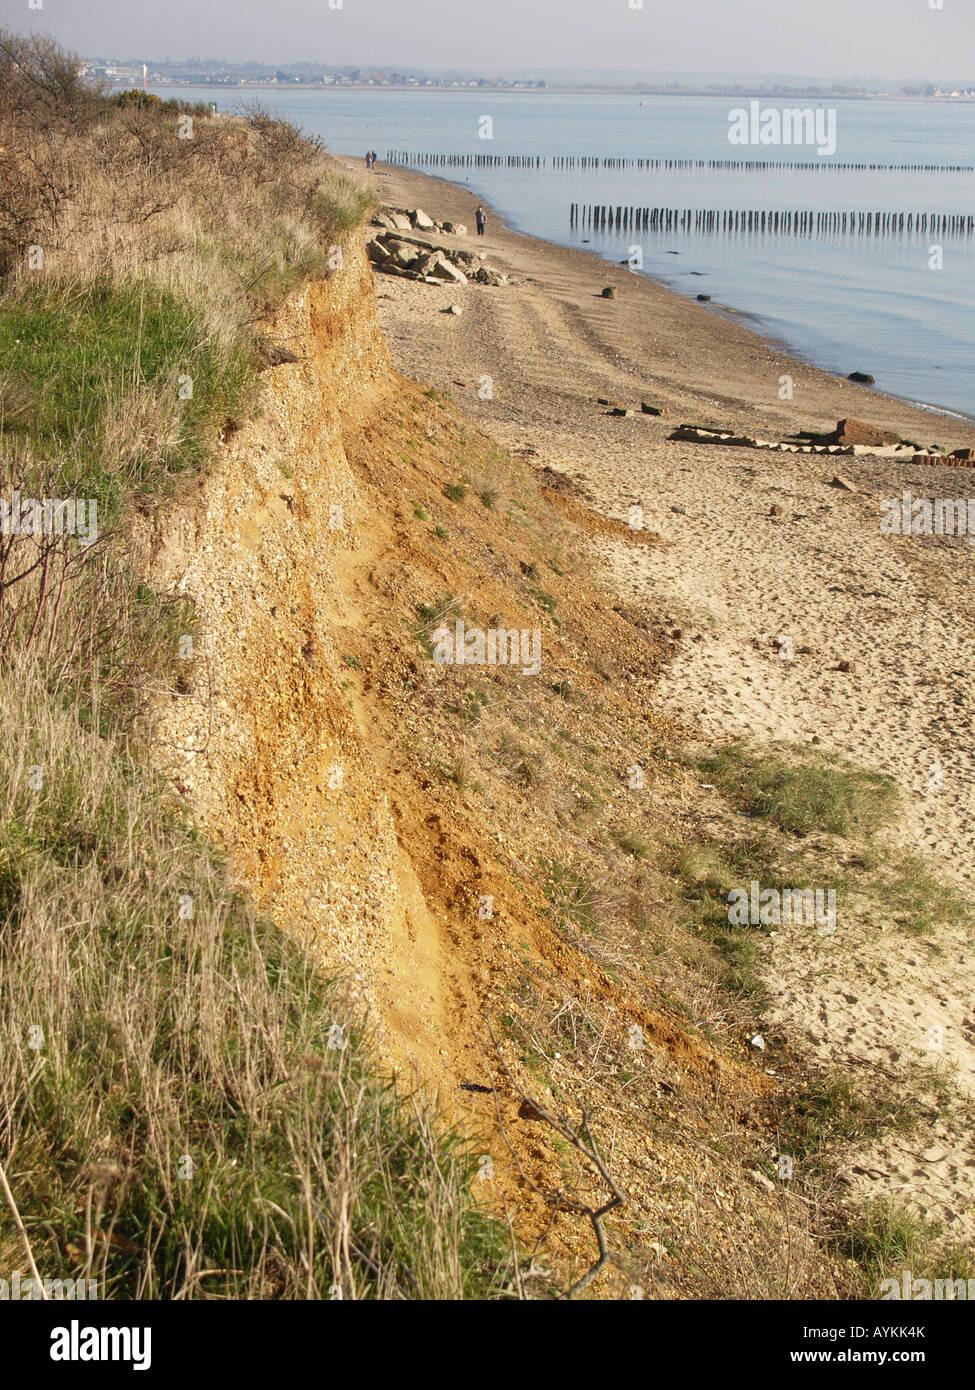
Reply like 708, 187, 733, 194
362, 157, 975, 431
362, 158, 975, 425
136, 82, 975, 102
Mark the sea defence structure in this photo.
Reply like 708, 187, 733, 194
386, 151, 974, 174
568, 204, 975, 236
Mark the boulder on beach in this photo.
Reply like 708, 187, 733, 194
832, 418, 901, 447
412, 249, 442, 273
848, 371, 875, 385
445, 249, 480, 272
366, 225, 509, 289
389, 246, 421, 270
411, 208, 436, 230
429, 258, 468, 286
441, 221, 468, 236
601, 286, 617, 299
379, 238, 421, 269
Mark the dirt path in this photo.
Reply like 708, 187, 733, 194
348, 158, 975, 1245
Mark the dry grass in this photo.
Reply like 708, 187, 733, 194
0, 32, 373, 327
0, 30, 507, 1300
0, 29, 374, 525
0, 653, 507, 1300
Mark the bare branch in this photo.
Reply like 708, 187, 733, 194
481, 1016, 625, 1299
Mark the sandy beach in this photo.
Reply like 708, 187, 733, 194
349, 156, 975, 1241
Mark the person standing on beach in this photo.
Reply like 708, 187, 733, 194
475, 205, 486, 236
364, 150, 374, 170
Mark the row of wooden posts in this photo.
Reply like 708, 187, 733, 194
385, 150, 975, 174
569, 204, 975, 236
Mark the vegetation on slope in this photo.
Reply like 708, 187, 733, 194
1, 29, 965, 1302
0, 30, 505, 1299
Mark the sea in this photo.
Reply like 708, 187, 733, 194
153, 88, 975, 419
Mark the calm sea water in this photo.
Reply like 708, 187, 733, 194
158, 88, 975, 418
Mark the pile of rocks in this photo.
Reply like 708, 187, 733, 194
366, 206, 509, 288
816, 419, 975, 463
372, 205, 461, 235
909, 448, 975, 467
667, 418, 975, 465
668, 424, 864, 456
598, 397, 669, 417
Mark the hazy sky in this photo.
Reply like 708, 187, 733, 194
2, 0, 973, 80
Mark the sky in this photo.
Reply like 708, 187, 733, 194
1, 0, 973, 81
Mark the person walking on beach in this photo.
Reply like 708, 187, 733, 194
364, 150, 374, 170
475, 205, 486, 237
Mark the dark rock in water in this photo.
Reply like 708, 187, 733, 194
848, 371, 875, 385
602, 286, 617, 299
696, 294, 711, 302
833, 418, 901, 447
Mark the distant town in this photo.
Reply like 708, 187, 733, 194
80, 58, 975, 100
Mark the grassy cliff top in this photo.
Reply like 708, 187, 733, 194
0, 30, 506, 1302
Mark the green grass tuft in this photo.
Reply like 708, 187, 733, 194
695, 742, 898, 838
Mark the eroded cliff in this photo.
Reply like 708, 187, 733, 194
136, 241, 836, 1295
